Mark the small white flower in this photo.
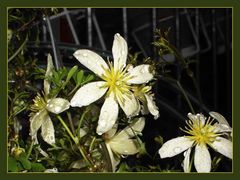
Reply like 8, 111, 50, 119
71, 33, 154, 135
104, 117, 145, 171
29, 54, 70, 146
158, 113, 232, 173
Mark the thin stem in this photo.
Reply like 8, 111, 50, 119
67, 112, 76, 136
8, 35, 28, 63
57, 115, 76, 143
176, 81, 195, 114
68, 84, 80, 96
56, 115, 91, 165
26, 141, 34, 159
89, 137, 96, 152
77, 109, 89, 139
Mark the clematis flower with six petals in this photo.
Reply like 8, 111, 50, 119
70, 33, 155, 135
158, 112, 232, 173
103, 117, 145, 171
29, 54, 70, 147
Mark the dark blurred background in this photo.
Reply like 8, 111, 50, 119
26, 8, 232, 171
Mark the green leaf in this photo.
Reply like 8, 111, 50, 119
31, 163, 46, 172
83, 74, 94, 84
66, 66, 78, 84
16, 153, 32, 170
8, 156, 18, 172
76, 70, 84, 85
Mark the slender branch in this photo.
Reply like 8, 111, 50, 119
67, 112, 76, 136
56, 115, 91, 165
8, 35, 28, 63
176, 81, 195, 114
26, 141, 34, 159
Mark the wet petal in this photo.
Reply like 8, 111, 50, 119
109, 139, 139, 155
159, 137, 193, 158
145, 94, 159, 119
117, 92, 140, 117
70, 81, 108, 107
105, 143, 120, 172
183, 147, 192, 173
194, 144, 211, 172
211, 137, 232, 159
73, 49, 109, 77
112, 33, 128, 71
46, 98, 70, 114
44, 54, 54, 95
127, 65, 154, 84
41, 116, 55, 145
30, 110, 48, 136
97, 93, 119, 135
209, 111, 230, 126
113, 117, 145, 141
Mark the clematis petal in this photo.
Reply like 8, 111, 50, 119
105, 143, 120, 172
127, 65, 154, 84
211, 137, 232, 159
113, 117, 145, 141
41, 116, 55, 145
73, 49, 109, 77
117, 92, 140, 117
194, 144, 211, 172
159, 137, 193, 158
30, 110, 48, 136
46, 98, 70, 114
97, 93, 119, 135
144, 94, 159, 119
109, 139, 139, 155
104, 123, 118, 140
44, 54, 54, 95
112, 33, 128, 71
183, 147, 192, 173
209, 111, 230, 126
70, 81, 108, 107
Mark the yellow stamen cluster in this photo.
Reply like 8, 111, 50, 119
132, 85, 151, 102
181, 116, 219, 146
30, 93, 47, 112
101, 63, 132, 102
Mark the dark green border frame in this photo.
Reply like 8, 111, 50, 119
1, 0, 239, 180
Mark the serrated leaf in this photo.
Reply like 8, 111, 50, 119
8, 156, 18, 172
31, 163, 46, 172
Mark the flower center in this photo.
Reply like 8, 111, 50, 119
181, 117, 219, 146
101, 63, 132, 101
30, 93, 47, 112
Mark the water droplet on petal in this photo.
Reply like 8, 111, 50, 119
121, 50, 125, 55
173, 147, 182, 154
54, 106, 61, 113
83, 53, 88, 57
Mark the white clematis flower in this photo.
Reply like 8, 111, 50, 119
71, 33, 154, 135
158, 112, 232, 173
103, 117, 145, 171
29, 54, 70, 146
